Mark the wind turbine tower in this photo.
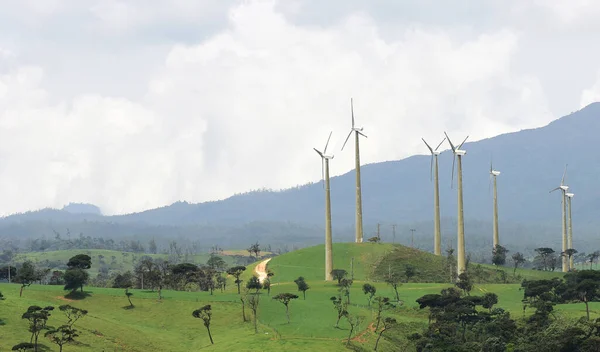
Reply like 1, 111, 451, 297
566, 192, 574, 269
490, 162, 501, 248
314, 131, 335, 281
342, 98, 367, 243
445, 132, 469, 276
422, 137, 446, 255
550, 165, 569, 272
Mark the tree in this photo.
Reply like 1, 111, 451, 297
339, 278, 353, 304
206, 254, 227, 272
563, 270, 600, 320
226, 266, 246, 294
331, 269, 348, 285
294, 277, 310, 299
125, 288, 134, 308
345, 314, 364, 347
22, 305, 54, 351
405, 264, 417, 282
367, 236, 380, 243
374, 317, 397, 351
492, 245, 509, 266
564, 248, 578, 270
445, 247, 458, 282
535, 248, 555, 271
263, 271, 274, 295
331, 295, 348, 328
373, 296, 392, 331
482, 292, 498, 313
240, 288, 249, 322
385, 272, 402, 302
456, 272, 473, 296
59, 304, 87, 329
362, 283, 376, 306
192, 305, 214, 344
66, 254, 92, 269
148, 238, 158, 254
248, 293, 260, 334
112, 271, 134, 288
217, 275, 227, 293
45, 325, 78, 352
246, 275, 262, 293
0, 265, 16, 281
511, 252, 526, 275
11, 343, 36, 351
247, 242, 261, 258
64, 254, 92, 293
16, 261, 37, 297
273, 293, 299, 323
588, 251, 600, 269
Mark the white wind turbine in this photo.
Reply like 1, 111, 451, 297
550, 165, 569, 272
445, 132, 469, 277
489, 161, 501, 248
566, 192, 575, 270
422, 137, 446, 256
341, 98, 367, 243
314, 131, 335, 281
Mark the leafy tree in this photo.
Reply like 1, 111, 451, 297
564, 248, 578, 270
456, 272, 473, 296
248, 293, 260, 334
66, 254, 92, 269
226, 266, 246, 294
16, 261, 37, 297
49, 270, 65, 285
125, 288, 134, 308
112, 271, 134, 288
511, 252, 526, 275
330, 269, 348, 285
294, 277, 310, 300
373, 296, 392, 331
405, 264, 417, 282
385, 272, 402, 302
192, 305, 214, 344
59, 304, 87, 329
339, 278, 353, 304
263, 272, 273, 296
367, 236, 380, 243
45, 325, 78, 352
362, 283, 376, 306
11, 342, 36, 351
445, 247, 458, 283
0, 265, 16, 281
247, 242, 261, 258
246, 275, 262, 293
216, 275, 227, 293
563, 270, 600, 320
273, 293, 299, 323
331, 295, 348, 328
206, 254, 227, 271
64, 254, 92, 293
588, 251, 600, 269
374, 317, 397, 351
482, 292, 498, 313
22, 305, 54, 351
345, 314, 364, 347
492, 245, 509, 266
240, 288, 249, 322
535, 247, 555, 271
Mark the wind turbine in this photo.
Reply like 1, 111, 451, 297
566, 192, 574, 270
490, 161, 501, 248
314, 131, 335, 281
341, 98, 367, 243
445, 132, 469, 276
550, 165, 569, 272
422, 137, 447, 256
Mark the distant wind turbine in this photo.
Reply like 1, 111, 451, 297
314, 131, 335, 281
490, 160, 501, 248
550, 165, 569, 272
445, 132, 469, 277
341, 98, 367, 243
422, 137, 446, 256
566, 192, 575, 269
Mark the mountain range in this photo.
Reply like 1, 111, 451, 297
2, 102, 600, 252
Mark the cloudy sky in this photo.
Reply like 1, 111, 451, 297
1, 0, 600, 216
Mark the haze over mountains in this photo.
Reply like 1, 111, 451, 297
2, 103, 599, 251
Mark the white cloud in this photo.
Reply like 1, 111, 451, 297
580, 71, 600, 108
0, 0, 582, 217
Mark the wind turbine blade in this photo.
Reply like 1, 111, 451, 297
422, 138, 434, 154
324, 131, 332, 154
357, 131, 367, 138
444, 132, 456, 152
313, 148, 324, 158
561, 164, 568, 186
458, 135, 469, 150
549, 187, 560, 193
451, 156, 456, 188
351, 98, 355, 128
434, 137, 447, 151
341, 130, 353, 151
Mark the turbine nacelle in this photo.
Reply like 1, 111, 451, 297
454, 150, 466, 156
491, 170, 500, 176
560, 185, 569, 191
566, 193, 575, 198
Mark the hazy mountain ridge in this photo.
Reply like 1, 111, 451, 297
1, 103, 599, 250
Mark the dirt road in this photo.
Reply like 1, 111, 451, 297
254, 258, 272, 283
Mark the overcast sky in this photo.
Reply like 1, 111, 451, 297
1, 0, 600, 216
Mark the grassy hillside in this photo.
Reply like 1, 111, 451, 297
12, 249, 239, 277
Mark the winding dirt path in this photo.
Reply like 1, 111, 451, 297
254, 258, 272, 283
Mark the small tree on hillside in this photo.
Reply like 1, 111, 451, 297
22, 305, 54, 351
339, 278, 353, 304
206, 254, 227, 271
588, 251, 600, 269
405, 264, 417, 282
273, 293, 299, 323
64, 254, 92, 293
535, 247, 555, 271
482, 292, 499, 313
511, 252, 526, 275
247, 242, 261, 258
331, 269, 348, 285
331, 295, 349, 328
367, 236, 380, 243
374, 317, 397, 351
492, 245, 509, 266
217, 275, 227, 293
385, 272, 402, 302
45, 325, 78, 352
240, 288, 249, 322
192, 305, 214, 344
294, 277, 310, 299
456, 272, 473, 296
227, 266, 247, 294
248, 294, 260, 334
246, 275, 262, 293
564, 249, 578, 270
563, 270, 600, 320
445, 248, 458, 282
373, 296, 392, 331
362, 283, 376, 306
125, 288, 134, 308
59, 304, 87, 328
16, 261, 37, 297
345, 314, 364, 347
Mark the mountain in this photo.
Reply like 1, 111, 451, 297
62, 203, 103, 215
2, 103, 600, 251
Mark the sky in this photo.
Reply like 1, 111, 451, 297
1, 0, 600, 216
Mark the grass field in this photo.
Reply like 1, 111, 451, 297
0, 243, 586, 351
